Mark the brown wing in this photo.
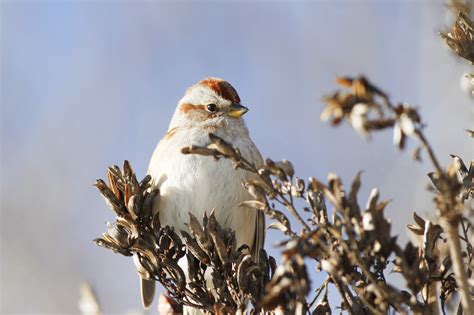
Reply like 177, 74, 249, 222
252, 206, 266, 263
247, 141, 265, 263
140, 275, 156, 308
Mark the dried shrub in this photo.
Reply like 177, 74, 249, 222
94, 161, 273, 313
93, 7, 474, 315
439, 11, 474, 64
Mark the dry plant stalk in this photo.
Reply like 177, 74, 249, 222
93, 9, 473, 315
95, 113, 472, 314
320, 75, 473, 314
94, 161, 274, 313
439, 6, 474, 96
439, 11, 474, 64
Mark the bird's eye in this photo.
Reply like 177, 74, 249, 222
206, 104, 218, 113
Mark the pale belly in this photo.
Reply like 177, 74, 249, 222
150, 144, 257, 248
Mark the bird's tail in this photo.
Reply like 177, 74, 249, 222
140, 278, 156, 308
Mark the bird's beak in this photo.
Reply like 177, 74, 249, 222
227, 104, 249, 119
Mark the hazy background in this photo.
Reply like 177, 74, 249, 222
1, 1, 472, 314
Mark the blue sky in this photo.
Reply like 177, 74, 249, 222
1, 1, 472, 313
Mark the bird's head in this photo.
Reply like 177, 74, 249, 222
169, 77, 249, 132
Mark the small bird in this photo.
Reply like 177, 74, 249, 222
142, 78, 265, 313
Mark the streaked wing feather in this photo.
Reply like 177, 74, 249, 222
248, 142, 265, 262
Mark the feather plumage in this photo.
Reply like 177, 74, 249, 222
140, 79, 265, 312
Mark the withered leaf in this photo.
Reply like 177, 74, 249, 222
208, 133, 238, 158
181, 146, 220, 157
94, 179, 126, 216
181, 231, 210, 264
237, 255, 252, 291
365, 188, 379, 212
207, 213, 228, 264
187, 213, 212, 252
412, 212, 426, 228
239, 200, 267, 210
107, 168, 121, 200
267, 222, 289, 233
407, 224, 424, 236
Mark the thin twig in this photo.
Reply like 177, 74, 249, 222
442, 220, 474, 314
415, 131, 444, 175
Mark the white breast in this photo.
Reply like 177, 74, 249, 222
147, 127, 259, 248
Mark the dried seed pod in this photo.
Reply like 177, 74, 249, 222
132, 239, 159, 270
267, 222, 289, 234
308, 177, 325, 192
188, 282, 210, 302
123, 160, 134, 181
107, 168, 122, 199
94, 237, 132, 256
106, 222, 133, 248
264, 209, 292, 235
237, 255, 252, 291
157, 230, 172, 249
365, 188, 379, 212
407, 224, 424, 236
393, 121, 406, 149
327, 173, 346, 208
210, 235, 228, 265
263, 158, 287, 181
187, 213, 212, 252
347, 171, 362, 218
244, 183, 267, 203
362, 212, 375, 231
348, 172, 362, 205
94, 179, 126, 216
244, 179, 273, 196
292, 177, 305, 197
162, 257, 186, 290
208, 133, 238, 158
124, 183, 132, 206
257, 168, 274, 189
239, 200, 267, 210
127, 195, 139, 220
413, 212, 426, 228
107, 165, 122, 179
350, 103, 370, 137
142, 189, 159, 224
274, 159, 295, 178
422, 220, 442, 261
152, 212, 161, 236
139, 174, 152, 190
449, 154, 469, 183
439, 12, 474, 64
181, 146, 220, 157
399, 112, 416, 136
181, 231, 210, 264
168, 228, 184, 253
427, 172, 441, 191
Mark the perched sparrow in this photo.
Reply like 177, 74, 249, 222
142, 78, 265, 313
